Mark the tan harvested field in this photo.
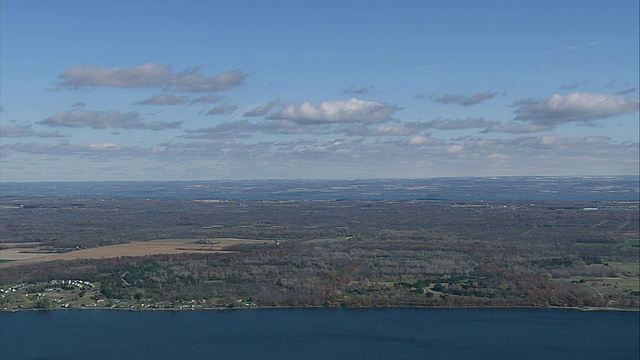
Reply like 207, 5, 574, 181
0, 238, 264, 267
0, 242, 54, 261
0, 248, 56, 261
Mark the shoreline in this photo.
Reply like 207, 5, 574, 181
3, 304, 639, 313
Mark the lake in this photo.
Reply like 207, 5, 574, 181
1, 308, 638, 359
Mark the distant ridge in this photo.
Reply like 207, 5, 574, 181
1, 176, 638, 201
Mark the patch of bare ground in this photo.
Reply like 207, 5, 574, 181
0, 238, 263, 267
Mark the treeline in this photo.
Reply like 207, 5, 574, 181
1, 237, 637, 309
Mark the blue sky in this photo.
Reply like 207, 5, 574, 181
1, 0, 638, 181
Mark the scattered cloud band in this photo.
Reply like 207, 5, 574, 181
424, 91, 498, 106
135, 94, 189, 105
41, 110, 183, 130
514, 92, 640, 124
57, 62, 248, 93
0, 124, 65, 138
268, 98, 399, 124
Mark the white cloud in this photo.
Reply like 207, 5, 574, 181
0, 124, 65, 138
481, 122, 552, 133
41, 110, 183, 130
421, 117, 494, 130
57, 62, 248, 93
135, 94, 188, 105
181, 119, 333, 139
190, 94, 224, 104
404, 135, 441, 145
268, 98, 399, 124
58, 62, 169, 88
180, 116, 551, 140
342, 85, 375, 94
417, 118, 551, 133
426, 91, 498, 106
170, 67, 247, 93
341, 124, 417, 137
87, 142, 121, 150
202, 103, 239, 115
181, 120, 256, 139
1, 141, 140, 156
514, 92, 640, 124
243, 99, 281, 117
446, 144, 464, 153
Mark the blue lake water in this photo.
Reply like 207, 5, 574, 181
1, 308, 638, 360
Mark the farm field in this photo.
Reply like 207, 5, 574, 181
0, 238, 265, 267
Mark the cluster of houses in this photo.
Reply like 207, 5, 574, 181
0, 283, 33, 294
47, 279, 94, 289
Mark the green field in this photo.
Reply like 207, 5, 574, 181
590, 277, 640, 293
606, 262, 639, 276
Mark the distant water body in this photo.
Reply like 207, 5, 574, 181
1, 308, 638, 360
1, 176, 638, 201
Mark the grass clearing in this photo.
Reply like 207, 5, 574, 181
608, 262, 640, 276
556, 276, 640, 294
589, 277, 640, 293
